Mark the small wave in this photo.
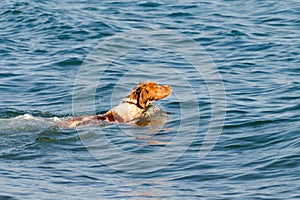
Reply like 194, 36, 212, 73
13, 113, 62, 124
223, 118, 291, 129
0, 111, 66, 134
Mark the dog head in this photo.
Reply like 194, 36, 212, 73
128, 81, 171, 109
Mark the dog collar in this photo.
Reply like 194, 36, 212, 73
121, 99, 138, 105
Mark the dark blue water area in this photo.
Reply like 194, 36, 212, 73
1, 0, 300, 199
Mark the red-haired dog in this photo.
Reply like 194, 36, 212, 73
66, 81, 171, 128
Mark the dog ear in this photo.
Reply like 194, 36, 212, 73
137, 87, 149, 109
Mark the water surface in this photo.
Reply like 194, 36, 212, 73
1, 0, 299, 199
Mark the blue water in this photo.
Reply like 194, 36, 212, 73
1, 0, 300, 199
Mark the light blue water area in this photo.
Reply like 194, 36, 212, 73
1, 0, 300, 199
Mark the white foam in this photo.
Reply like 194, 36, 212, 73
15, 114, 34, 120
53, 116, 61, 122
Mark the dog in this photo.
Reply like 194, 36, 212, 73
65, 81, 171, 128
